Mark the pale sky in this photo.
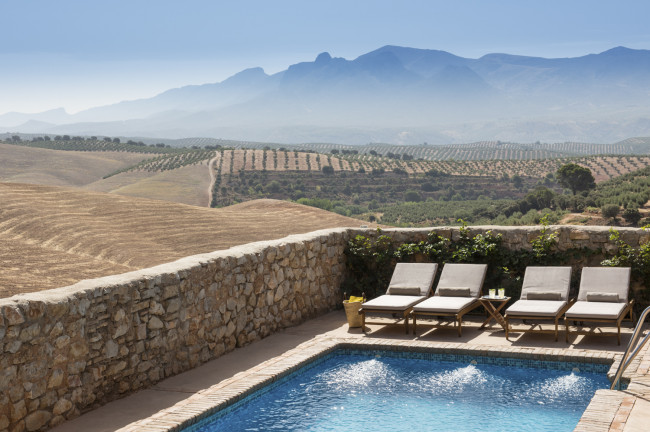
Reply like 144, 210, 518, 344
2, 0, 649, 115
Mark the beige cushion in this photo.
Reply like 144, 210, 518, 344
586, 292, 619, 303
565, 301, 627, 320
438, 287, 471, 297
578, 267, 630, 302
435, 263, 487, 298
387, 263, 438, 296
362, 294, 426, 311
505, 300, 567, 317
387, 286, 422, 296
413, 296, 477, 313
520, 267, 572, 301
527, 291, 562, 301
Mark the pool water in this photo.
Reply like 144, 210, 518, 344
186, 352, 610, 432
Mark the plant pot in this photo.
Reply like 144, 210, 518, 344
343, 300, 363, 328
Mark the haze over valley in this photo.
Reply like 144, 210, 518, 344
3, 46, 650, 145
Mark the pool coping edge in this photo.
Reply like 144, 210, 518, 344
116, 337, 637, 432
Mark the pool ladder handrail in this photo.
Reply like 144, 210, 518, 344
611, 305, 650, 390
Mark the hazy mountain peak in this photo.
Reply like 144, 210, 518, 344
315, 52, 332, 64
5, 45, 650, 145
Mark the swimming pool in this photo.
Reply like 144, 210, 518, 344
183, 350, 611, 432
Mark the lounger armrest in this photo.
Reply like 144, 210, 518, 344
560, 298, 576, 315
626, 299, 636, 323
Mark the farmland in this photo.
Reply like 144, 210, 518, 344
0, 182, 371, 297
2, 135, 650, 227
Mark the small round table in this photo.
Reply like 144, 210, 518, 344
478, 296, 511, 330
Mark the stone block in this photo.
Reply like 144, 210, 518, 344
2, 305, 25, 326
24, 411, 52, 432
52, 399, 72, 416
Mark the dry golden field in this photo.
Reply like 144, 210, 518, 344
0, 143, 148, 186
85, 163, 211, 207
0, 182, 371, 297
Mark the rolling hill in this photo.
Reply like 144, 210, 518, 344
0, 182, 372, 297
3, 139, 650, 209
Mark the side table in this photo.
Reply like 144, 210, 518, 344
478, 296, 511, 330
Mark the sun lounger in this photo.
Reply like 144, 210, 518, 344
504, 266, 573, 341
564, 267, 634, 345
410, 263, 488, 337
359, 262, 438, 333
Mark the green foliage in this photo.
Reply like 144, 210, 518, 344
588, 166, 650, 209
601, 228, 650, 307
344, 217, 575, 301
296, 197, 334, 211
623, 208, 642, 226
343, 230, 396, 298
556, 163, 596, 195
404, 190, 422, 202
529, 215, 560, 264
601, 204, 620, 220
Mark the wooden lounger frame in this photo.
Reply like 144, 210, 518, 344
505, 300, 575, 342
410, 301, 483, 337
564, 300, 635, 345
359, 307, 413, 334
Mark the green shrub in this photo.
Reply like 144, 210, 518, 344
601, 204, 620, 219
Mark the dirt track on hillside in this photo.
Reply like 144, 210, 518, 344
0, 182, 370, 297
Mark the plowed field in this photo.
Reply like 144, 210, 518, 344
0, 182, 370, 297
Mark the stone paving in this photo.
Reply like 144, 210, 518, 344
51, 311, 650, 432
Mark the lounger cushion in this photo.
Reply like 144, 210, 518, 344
413, 296, 476, 313
527, 291, 562, 301
565, 302, 627, 320
586, 292, 619, 303
438, 287, 471, 297
578, 267, 631, 302
361, 294, 426, 311
434, 263, 487, 298
387, 263, 438, 296
520, 267, 572, 301
387, 286, 422, 296
505, 300, 567, 317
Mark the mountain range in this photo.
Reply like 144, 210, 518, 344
3, 46, 650, 145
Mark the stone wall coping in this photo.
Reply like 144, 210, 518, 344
0, 227, 350, 307
4, 225, 647, 307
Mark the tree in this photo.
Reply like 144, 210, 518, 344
556, 163, 595, 195
623, 208, 642, 226
512, 174, 523, 189
601, 204, 620, 221
321, 165, 334, 175
404, 190, 422, 202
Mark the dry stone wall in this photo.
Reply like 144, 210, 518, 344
1, 225, 648, 432
0, 229, 349, 432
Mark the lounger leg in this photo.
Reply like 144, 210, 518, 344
404, 313, 409, 334
457, 316, 462, 337
564, 318, 570, 343
505, 316, 510, 340
554, 319, 558, 342
412, 313, 417, 335
617, 324, 621, 346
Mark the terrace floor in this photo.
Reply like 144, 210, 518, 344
51, 311, 650, 432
